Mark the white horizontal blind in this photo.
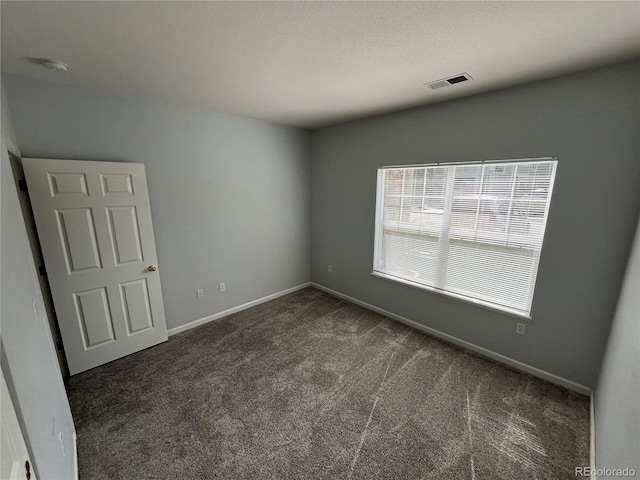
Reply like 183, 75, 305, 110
373, 159, 557, 317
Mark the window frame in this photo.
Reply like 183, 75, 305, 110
372, 157, 557, 320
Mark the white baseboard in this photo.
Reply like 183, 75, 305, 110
73, 430, 78, 480
590, 394, 596, 477
167, 282, 312, 336
311, 282, 592, 396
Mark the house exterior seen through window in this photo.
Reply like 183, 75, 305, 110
373, 158, 557, 318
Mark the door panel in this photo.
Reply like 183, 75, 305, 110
101, 173, 134, 195
120, 279, 154, 334
48, 172, 88, 196
23, 158, 168, 375
107, 206, 144, 264
56, 208, 102, 273
73, 287, 116, 348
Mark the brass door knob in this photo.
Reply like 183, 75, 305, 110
148, 264, 157, 272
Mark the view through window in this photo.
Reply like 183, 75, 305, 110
373, 158, 557, 317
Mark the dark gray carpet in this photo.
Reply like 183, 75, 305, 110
67, 287, 589, 479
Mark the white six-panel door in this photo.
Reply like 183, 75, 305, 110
23, 159, 168, 375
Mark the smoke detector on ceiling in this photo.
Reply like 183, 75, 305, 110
425, 73, 473, 90
39, 59, 68, 72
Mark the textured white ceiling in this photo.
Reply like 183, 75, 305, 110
1, 1, 639, 128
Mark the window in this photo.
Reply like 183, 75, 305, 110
373, 158, 557, 318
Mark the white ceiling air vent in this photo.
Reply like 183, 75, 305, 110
425, 73, 473, 90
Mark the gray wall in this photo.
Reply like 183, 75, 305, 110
1, 83, 76, 479
2, 55, 639, 477
310, 60, 640, 388
595, 215, 639, 477
2, 74, 311, 331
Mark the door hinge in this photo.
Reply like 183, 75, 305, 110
38, 265, 47, 277
18, 179, 28, 192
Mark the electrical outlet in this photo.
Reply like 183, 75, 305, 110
516, 322, 526, 335
196, 288, 204, 298
219, 283, 226, 292
328, 265, 332, 273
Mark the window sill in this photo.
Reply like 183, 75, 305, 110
370, 271, 532, 321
